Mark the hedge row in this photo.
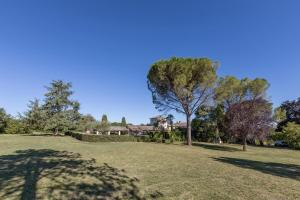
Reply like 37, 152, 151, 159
66, 132, 150, 142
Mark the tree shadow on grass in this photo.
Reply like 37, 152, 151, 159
0, 149, 162, 200
213, 157, 300, 181
193, 143, 242, 152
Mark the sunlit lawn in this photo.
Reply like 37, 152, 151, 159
0, 135, 299, 200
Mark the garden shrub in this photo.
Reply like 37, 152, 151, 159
169, 130, 184, 143
67, 131, 183, 144
5, 119, 31, 134
135, 135, 151, 142
282, 122, 300, 149
67, 132, 138, 142
148, 131, 164, 142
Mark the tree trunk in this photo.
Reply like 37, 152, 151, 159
259, 140, 264, 146
55, 128, 59, 135
243, 137, 247, 151
186, 115, 192, 146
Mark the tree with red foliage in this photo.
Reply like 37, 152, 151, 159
225, 99, 273, 151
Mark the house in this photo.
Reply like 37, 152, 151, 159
150, 115, 168, 130
107, 126, 129, 135
173, 121, 187, 130
93, 126, 129, 135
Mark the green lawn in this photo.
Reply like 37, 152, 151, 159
0, 135, 299, 200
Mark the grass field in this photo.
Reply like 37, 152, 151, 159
0, 135, 299, 200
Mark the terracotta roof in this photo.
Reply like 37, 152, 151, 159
127, 125, 155, 132
109, 126, 129, 131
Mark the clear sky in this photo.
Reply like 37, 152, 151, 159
0, 0, 299, 124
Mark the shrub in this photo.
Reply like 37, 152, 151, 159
67, 132, 137, 142
135, 135, 151, 142
5, 118, 31, 134
148, 131, 164, 142
270, 131, 285, 141
169, 130, 184, 143
282, 122, 300, 149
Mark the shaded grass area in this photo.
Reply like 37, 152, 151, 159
0, 135, 299, 200
213, 157, 300, 181
0, 149, 157, 200
192, 143, 242, 152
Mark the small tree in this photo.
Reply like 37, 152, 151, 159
225, 99, 273, 151
147, 57, 218, 146
121, 117, 127, 127
23, 99, 46, 131
78, 114, 96, 132
192, 104, 225, 142
281, 122, 300, 149
97, 114, 110, 134
101, 114, 108, 123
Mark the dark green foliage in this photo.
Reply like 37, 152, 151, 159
5, 118, 30, 134
278, 122, 300, 149
147, 130, 184, 143
148, 131, 164, 142
277, 98, 300, 130
282, 98, 300, 124
43, 80, 81, 134
0, 108, 9, 133
135, 135, 151, 142
121, 117, 127, 127
67, 132, 144, 142
169, 130, 184, 142
0, 108, 30, 134
101, 114, 108, 123
23, 99, 46, 131
192, 104, 225, 142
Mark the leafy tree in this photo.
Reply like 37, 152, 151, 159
121, 117, 127, 127
0, 108, 9, 133
101, 114, 108, 123
281, 98, 300, 124
273, 107, 287, 123
192, 104, 225, 142
43, 80, 81, 134
225, 99, 273, 151
78, 114, 96, 132
147, 57, 218, 146
23, 99, 46, 131
281, 122, 300, 149
96, 121, 110, 134
215, 76, 269, 108
215, 76, 248, 108
97, 114, 110, 134
216, 76, 270, 145
5, 117, 30, 134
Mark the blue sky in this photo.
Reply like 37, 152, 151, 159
0, 0, 299, 124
